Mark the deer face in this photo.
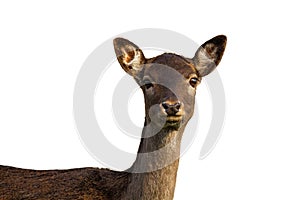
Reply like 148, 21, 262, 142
114, 36, 226, 130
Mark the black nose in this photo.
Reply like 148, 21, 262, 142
161, 101, 182, 115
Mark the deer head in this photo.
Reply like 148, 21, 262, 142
113, 36, 226, 133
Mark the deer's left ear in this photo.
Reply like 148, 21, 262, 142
192, 35, 227, 77
113, 38, 146, 77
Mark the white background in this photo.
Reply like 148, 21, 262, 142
1, 1, 300, 199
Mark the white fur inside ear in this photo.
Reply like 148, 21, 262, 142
198, 48, 212, 66
195, 44, 218, 76
200, 43, 218, 63
128, 50, 142, 70
122, 48, 142, 71
206, 43, 218, 57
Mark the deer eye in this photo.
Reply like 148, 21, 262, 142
189, 77, 198, 88
143, 79, 154, 89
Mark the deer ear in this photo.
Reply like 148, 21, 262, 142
192, 35, 227, 77
113, 38, 146, 76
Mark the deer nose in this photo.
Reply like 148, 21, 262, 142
161, 101, 182, 116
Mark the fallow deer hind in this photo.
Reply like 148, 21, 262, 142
0, 35, 227, 200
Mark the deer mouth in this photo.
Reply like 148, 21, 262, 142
165, 115, 183, 127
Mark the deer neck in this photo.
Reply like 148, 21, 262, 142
125, 120, 186, 200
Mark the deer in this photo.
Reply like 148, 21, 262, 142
0, 35, 227, 200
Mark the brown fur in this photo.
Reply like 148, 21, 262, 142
0, 166, 128, 199
0, 35, 226, 199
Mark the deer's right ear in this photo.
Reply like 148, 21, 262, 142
113, 38, 146, 76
